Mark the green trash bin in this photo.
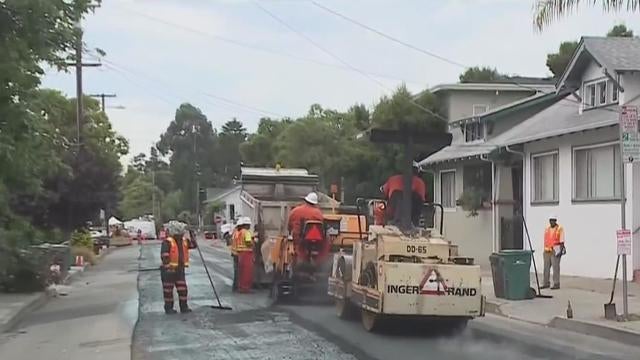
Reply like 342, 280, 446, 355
500, 250, 532, 300
489, 253, 505, 299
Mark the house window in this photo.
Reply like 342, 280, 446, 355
573, 142, 621, 201
598, 81, 607, 105
462, 163, 492, 201
611, 82, 619, 103
531, 151, 558, 203
584, 83, 596, 108
440, 170, 456, 209
473, 104, 488, 115
464, 122, 484, 142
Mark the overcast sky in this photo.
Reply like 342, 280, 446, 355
42, 0, 639, 163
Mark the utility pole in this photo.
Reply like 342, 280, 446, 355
88, 93, 117, 112
192, 124, 201, 230
68, 1, 101, 150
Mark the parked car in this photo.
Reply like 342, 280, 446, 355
90, 227, 110, 253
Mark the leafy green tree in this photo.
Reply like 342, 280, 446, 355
459, 67, 505, 83
240, 117, 292, 166
546, 41, 579, 78
119, 177, 158, 220
534, 1, 640, 29
158, 103, 219, 212
218, 118, 248, 183
607, 23, 634, 37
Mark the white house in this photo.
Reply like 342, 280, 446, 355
204, 186, 242, 223
423, 36, 640, 280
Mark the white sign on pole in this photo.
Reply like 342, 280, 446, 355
617, 229, 632, 255
620, 105, 640, 163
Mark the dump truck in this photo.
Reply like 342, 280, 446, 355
327, 128, 485, 332
239, 166, 365, 301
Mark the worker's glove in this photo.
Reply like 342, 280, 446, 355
560, 243, 567, 256
287, 235, 293, 241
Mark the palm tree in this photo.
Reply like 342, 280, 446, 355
534, 0, 640, 30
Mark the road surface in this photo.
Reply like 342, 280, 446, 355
2, 241, 638, 360
133, 241, 638, 360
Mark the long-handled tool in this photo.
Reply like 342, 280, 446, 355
195, 243, 233, 310
604, 255, 620, 320
522, 216, 553, 299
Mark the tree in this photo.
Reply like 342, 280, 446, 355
459, 67, 505, 83
607, 24, 634, 37
546, 41, 579, 78
218, 118, 248, 183
119, 177, 159, 220
241, 117, 292, 166
534, 1, 640, 29
158, 103, 219, 212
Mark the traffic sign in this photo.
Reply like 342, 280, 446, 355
617, 229, 632, 255
620, 105, 640, 163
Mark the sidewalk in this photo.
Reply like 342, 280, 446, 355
0, 246, 112, 333
483, 271, 640, 345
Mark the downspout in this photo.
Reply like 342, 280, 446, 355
480, 154, 497, 253
505, 145, 526, 250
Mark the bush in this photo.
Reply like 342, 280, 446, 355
70, 229, 92, 249
0, 245, 45, 292
71, 246, 97, 265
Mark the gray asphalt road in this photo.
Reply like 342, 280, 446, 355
133, 241, 639, 360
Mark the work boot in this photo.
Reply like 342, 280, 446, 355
551, 285, 560, 290
540, 284, 550, 289
165, 308, 177, 315
179, 302, 192, 313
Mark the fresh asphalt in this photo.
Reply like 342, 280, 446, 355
133, 241, 639, 360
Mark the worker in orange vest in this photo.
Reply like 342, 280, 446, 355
288, 192, 324, 242
381, 161, 426, 226
160, 222, 197, 314
233, 217, 254, 293
372, 201, 386, 226
542, 215, 565, 290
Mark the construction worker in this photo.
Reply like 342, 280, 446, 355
373, 201, 386, 226
288, 192, 324, 242
233, 217, 254, 293
542, 215, 565, 290
381, 161, 426, 226
229, 218, 242, 292
160, 221, 197, 314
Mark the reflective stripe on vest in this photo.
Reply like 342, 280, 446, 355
544, 225, 563, 252
168, 237, 190, 267
233, 229, 253, 252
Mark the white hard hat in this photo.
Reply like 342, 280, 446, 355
304, 192, 319, 205
549, 214, 558, 220
236, 216, 252, 226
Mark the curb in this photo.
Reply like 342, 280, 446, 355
549, 316, 640, 347
0, 292, 49, 333
486, 299, 640, 347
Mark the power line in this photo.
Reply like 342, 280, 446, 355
309, 0, 549, 94
251, 0, 448, 122
110, 2, 423, 86
91, 52, 285, 118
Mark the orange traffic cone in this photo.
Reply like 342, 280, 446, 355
75, 255, 85, 266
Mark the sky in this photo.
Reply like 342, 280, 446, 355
42, 0, 639, 164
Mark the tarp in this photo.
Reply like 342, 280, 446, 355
123, 219, 157, 239
108, 216, 123, 226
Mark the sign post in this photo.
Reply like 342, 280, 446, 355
618, 105, 639, 320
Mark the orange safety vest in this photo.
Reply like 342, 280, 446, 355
544, 224, 564, 252
233, 229, 253, 252
167, 236, 190, 267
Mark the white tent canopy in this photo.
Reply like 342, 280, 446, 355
108, 216, 123, 226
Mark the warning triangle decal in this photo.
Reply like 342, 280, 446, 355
419, 269, 447, 295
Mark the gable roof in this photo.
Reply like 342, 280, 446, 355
420, 94, 618, 166
557, 36, 640, 92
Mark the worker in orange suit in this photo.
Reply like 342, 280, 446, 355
542, 214, 565, 290
373, 201, 386, 226
160, 221, 197, 314
233, 217, 254, 293
288, 192, 324, 243
381, 161, 426, 226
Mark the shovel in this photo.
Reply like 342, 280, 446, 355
195, 243, 233, 311
522, 216, 553, 299
604, 255, 620, 320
